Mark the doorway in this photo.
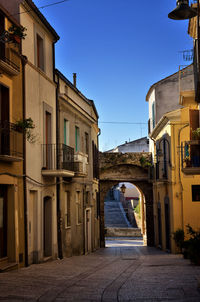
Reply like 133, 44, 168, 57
0, 185, 7, 259
85, 209, 91, 253
43, 196, 52, 257
0, 85, 10, 155
157, 203, 162, 247
164, 197, 171, 251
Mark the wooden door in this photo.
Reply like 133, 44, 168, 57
0, 185, 7, 258
0, 85, 9, 155
0, 12, 5, 59
43, 196, 52, 257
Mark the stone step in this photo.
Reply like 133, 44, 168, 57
104, 201, 130, 228
105, 227, 142, 237
0, 260, 18, 273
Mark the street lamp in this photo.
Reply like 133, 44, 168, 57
168, 1, 200, 102
168, 0, 197, 20
120, 184, 126, 194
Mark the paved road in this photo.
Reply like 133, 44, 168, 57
0, 238, 200, 301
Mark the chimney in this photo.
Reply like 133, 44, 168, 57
73, 73, 77, 87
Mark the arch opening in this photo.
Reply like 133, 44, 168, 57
103, 182, 147, 247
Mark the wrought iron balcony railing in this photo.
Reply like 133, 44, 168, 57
0, 121, 23, 160
181, 140, 200, 173
0, 46, 20, 75
42, 143, 74, 172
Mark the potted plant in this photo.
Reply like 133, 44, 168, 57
8, 25, 27, 44
184, 156, 191, 167
15, 118, 36, 143
172, 229, 185, 253
192, 127, 200, 140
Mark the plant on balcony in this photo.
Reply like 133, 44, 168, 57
184, 156, 191, 168
8, 25, 27, 44
182, 225, 200, 265
172, 229, 185, 253
15, 118, 36, 143
192, 127, 200, 140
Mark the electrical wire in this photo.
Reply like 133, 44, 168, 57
0, 172, 68, 187
9, 0, 69, 17
99, 121, 147, 125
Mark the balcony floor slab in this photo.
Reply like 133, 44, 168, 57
41, 169, 75, 177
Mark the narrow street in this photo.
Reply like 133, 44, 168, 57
0, 239, 200, 302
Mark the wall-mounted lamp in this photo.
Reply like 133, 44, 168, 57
120, 184, 126, 194
168, 0, 197, 20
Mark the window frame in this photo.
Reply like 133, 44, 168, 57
76, 191, 82, 225
34, 27, 45, 72
75, 126, 80, 152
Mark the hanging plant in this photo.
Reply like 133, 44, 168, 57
8, 25, 27, 44
15, 118, 36, 143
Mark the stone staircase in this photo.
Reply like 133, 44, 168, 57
104, 200, 142, 237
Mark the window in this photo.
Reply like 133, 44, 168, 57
76, 191, 82, 224
86, 191, 90, 205
64, 85, 68, 95
192, 185, 200, 201
36, 33, 44, 71
45, 111, 52, 169
85, 132, 89, 159
75, 126, 80, 152
64, 191, 71, 228
96, 191, 100, 218
0, 12, 5, 59
64, 119, 69, 145
92, 141, 99, 179
152, 102, 155, 129
163, 139, 167, 179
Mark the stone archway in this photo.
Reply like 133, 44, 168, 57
99, 152, 154, 247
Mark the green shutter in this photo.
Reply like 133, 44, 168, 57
64, 119, 67, 145
75, 126, 79, 152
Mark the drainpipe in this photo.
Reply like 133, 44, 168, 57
83, 186, 85, 254
56, 75, 63, 259
22, 55, 28, 267
97, 128, 101, 248
178, 123, 189, 230
54, 43, 63, 259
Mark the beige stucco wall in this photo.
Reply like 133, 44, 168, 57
20, 2, 57, 264
153, 106, 200, 253
58, 75, 100, 257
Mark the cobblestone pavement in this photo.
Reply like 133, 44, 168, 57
0, 238, 200, 302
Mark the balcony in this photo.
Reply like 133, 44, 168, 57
0, 47, 20, 76
42, 144, 75, 177
181, 141, 200, 174
74, 152, 88, 177
0, 121, 23, 162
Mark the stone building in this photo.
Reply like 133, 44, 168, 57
19, 0, 59, 264
0, 4, 25, 270
107, 137, 149, 153
55, 70, 100, 256
146, 64, 194, 155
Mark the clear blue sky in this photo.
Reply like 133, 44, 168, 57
34, 0, 193, 151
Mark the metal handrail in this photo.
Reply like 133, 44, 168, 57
0, 120, 23, 157
42, 143, 74, 171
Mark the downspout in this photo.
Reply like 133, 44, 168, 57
22, 55, 28, 267
83, 186, 85, 254
178, 123, 189, 230
54, 42, 63, 259
97, 128, 101, 248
